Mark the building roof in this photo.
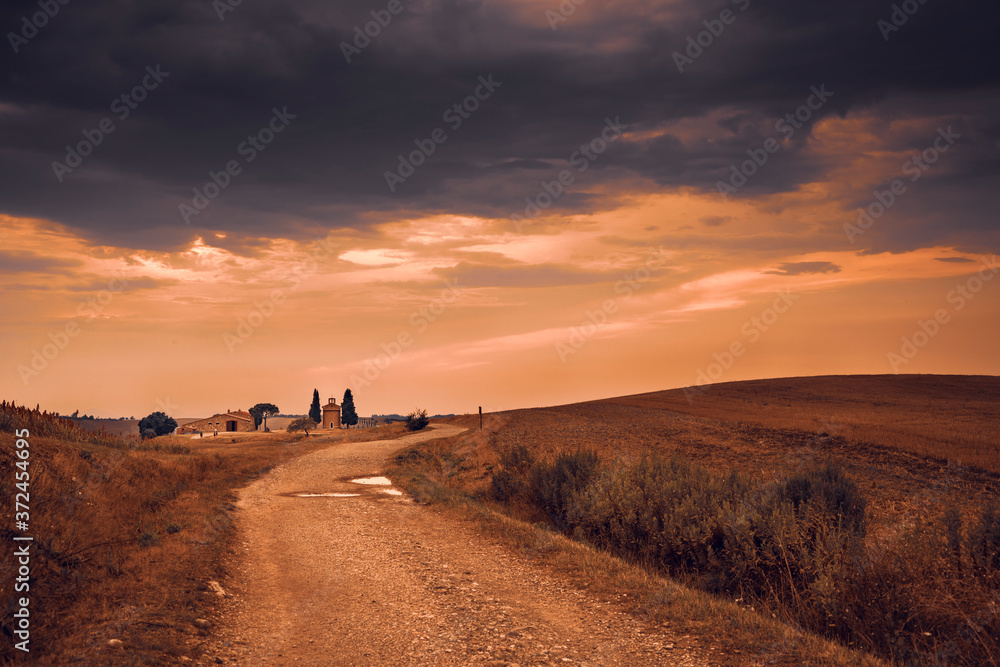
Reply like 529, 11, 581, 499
185, 411, 254, 424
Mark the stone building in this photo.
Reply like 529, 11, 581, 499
177, 409, 255, 434
322, 397, 341, 429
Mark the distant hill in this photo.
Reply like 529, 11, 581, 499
67, 418, 140, 438
68, 417, 207, 437
579, 373, 1000, 473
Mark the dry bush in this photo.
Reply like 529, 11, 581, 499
526, 449, 601, 532
405, 409, 430, 432
477, 446, 1000, 665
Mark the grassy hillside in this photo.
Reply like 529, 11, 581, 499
391, 374, 1000, 666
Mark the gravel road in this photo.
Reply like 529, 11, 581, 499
201, 424, 711, 666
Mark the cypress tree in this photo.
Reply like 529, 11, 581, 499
309, 389, 322, 423
342, 389, 358, 428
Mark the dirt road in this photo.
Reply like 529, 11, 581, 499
202, 424, 709, 666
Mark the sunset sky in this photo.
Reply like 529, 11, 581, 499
1, 0, 998, 419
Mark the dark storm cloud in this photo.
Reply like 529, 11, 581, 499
0, 0, 998, 252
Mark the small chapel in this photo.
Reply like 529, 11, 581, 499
322, 397, 341, 429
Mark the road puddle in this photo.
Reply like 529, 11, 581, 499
293, 493, 362, 498
350, 476, 392, 485
286, 476, 407, 500
351, 476, 406, 498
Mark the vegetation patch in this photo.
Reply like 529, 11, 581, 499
389, 434, 885, 666
391, 415, 1000, 666
405, 409, 430, 431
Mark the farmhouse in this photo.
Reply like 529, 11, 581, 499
177, 409, 255, 434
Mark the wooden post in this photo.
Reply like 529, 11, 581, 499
479, 406, 483, 431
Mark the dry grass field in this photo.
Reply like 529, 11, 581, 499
390, 374, 1000, 665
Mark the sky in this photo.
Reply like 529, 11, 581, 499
1, 0, 998, 419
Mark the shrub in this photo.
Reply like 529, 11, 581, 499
489, 469, 527, 503
967, 503, 1000, 584
138, 529, 159, 548
498, 443, 535, 475
527, 449, 601, 532
567, 455, 871, 614
775, 464, 867, 536
405, 409, 430, 431
573, 455, 749, 576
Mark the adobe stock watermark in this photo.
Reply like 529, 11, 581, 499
672, 0, 751, 73
716, 85, 833, 200
179, 106, 296, 225
887, 255, 998, 372
556, 247, 669, 362
878, 0, 930, 41
844, 126, 959, 244
7, 0, 72, 54
51, 65, 170, 182
223, 238, 339, 352
212, 0, 246, 21
349, 279, 462, 389
154, 396, 182, 418
511, 116, 628, 233
384, 75, 502, 193
683, 290, 799, 403
545, 0, 586, 30
340, 0, 417, 63
16, 273, 130, 386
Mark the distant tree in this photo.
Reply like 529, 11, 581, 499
309, 389, 322, 424
405, 409, 429, 432
341, 389, 358, 428
249, 403, 280, 431
141, 428, 157, 440
138, 411, 177, 437
287, 417, 317, 436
